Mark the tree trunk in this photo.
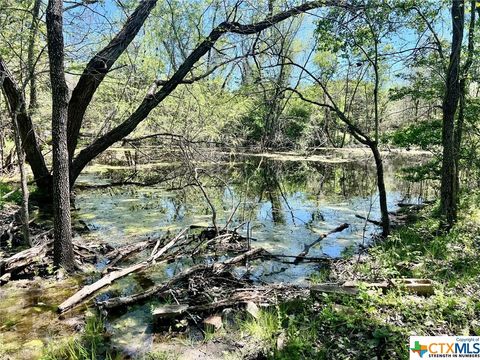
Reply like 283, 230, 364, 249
66, 0, 158, 160
371, 143, 390, 237
69, 2, 332, 184
454, 0, 476, 210
46, 0, 75, 271
11, 108, 31, 246
27, 0, 42, 112
440, 0, 464, 227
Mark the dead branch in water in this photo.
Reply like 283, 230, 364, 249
102, 237, 160, 273
355, 214, 382, 226
98, 247, 265, 310
293, 223, 349, 264
58, 228, 189, 314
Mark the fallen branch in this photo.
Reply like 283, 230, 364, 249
1, 189, 16, 200
264, 253, 333, 263
102, 237, 160, 273
98, 247, 265, 310
1, 241, 50, 274
58, 262, 147, 314
153, 292, 262, 324
58, 228, 188, 314
355, 214, 382, 226
294, 223, 349, 264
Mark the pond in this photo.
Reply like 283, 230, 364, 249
75, 148, 435, 285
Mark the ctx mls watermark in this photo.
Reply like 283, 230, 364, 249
410, 336, 480, 359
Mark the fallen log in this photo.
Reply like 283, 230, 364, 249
102, 237, 159, 273
98, 247, 265, 310
294, 223, 349, 264
1, 241, 50, 274
0, 237, 102, 283
58, 262, 147, 314
311, 281, 388, 296
355, 214, 382, 226
58, 228, 188, 314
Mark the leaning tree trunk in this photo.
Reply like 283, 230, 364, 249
46, 0, 75, 271
370, 143, 390, 237
0, 59, 51, 191
4, 0, 353, 193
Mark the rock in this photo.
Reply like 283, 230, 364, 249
276, 331, 287, 350
203, 315, 223, 331
221, 308, 236, 327
245, 301, 260, 319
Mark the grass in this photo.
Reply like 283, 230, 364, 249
40, 312, 178, 360
41, 313, 121, 360
239, 192, 480, 359
0, 181, 22, 209
241, 308, 282, 347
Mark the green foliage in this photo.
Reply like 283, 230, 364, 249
284, 105, 311, 142
0, 182, 21, 209
240, 102, 269, 143
241, 308, 282, 347
385, 119, 442, 150
399, 159, 441, 182
41, 313, 120, 360
384, 119, 442, 182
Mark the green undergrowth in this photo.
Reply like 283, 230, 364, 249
239, 193, 480, 359
41, 314, 120, 360
0, 181, 22, 209
40, 312, 176, 360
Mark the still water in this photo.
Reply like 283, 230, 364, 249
75, 149, 435, 284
